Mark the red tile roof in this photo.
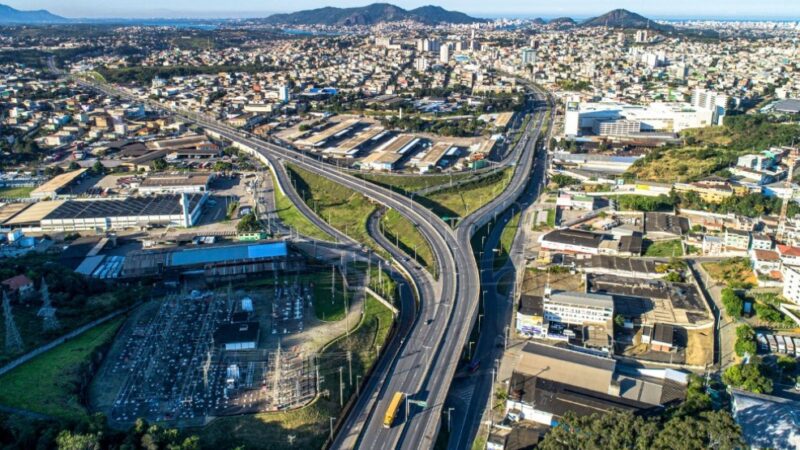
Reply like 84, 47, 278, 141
1, 274, 33, 291
778, 244, 800, 258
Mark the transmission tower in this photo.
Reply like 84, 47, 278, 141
3, 291, 23, 353
37, 277, 61, 331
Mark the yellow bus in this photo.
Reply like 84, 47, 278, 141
383, 392, 404, 428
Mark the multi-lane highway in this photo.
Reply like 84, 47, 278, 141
61, 58, 549, 449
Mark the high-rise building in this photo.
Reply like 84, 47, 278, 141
691, 88, 728, 125
414, 57, 429, 72
521, 48, 536, 66
439, 44, 450, 63
635, 29, 649, 43
423, 38, 440, 53
278, 85, 290, 102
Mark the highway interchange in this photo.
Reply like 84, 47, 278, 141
59, 58, 551, 449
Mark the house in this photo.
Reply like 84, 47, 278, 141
1, 274, 34, 299
702, 235, 724, 256
750, 249, 781, 275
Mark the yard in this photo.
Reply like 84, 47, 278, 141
0, 318, 123, 419
494, 212, 521, 271
643, 239, 684, 257
702, 257, 757, 287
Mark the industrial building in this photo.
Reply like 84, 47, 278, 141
120, 241, 303, 280
1, 193, 207, 232
137, 173, 213, 194
30, 168, 88, 200
214, 322, 260, 350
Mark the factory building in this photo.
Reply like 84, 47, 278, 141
2, 193, 207, 232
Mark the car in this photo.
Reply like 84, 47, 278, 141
468, 360, 480, 373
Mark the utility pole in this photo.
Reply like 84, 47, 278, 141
339, 366, 344, 407
347, 351, 353, 386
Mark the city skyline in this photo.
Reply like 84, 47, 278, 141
5, 0, 800, 20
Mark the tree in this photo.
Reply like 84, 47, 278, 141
723, 358, 773, 394
151, 158, 168, 171
734, 324, 756, 357
91, 160, 105, 176
68, 161, 81, 170
551, 174, 580, 188
236, 212, 261, 233
721, 287, 743, 319
55, 430, 101, 450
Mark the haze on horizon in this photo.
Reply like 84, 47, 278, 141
5, 0, 800, 20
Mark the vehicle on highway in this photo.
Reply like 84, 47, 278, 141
383, 392, 405, 428
468, 359, 480, 373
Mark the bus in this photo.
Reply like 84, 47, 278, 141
383, 392, 404, 428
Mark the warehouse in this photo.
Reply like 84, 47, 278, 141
36, 193, 207, 232
120, 241, 302, 279
137, 173, 213, 194
30, 168, 88, 199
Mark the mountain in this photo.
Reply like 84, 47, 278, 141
547, 17, 577, 27
0, 3, 68, 24
580, 9, 674, 32
263, 3, 484, 26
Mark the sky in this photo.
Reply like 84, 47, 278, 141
6, 0, 800, 20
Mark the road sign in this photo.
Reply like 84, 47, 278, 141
408, 400, 428, 408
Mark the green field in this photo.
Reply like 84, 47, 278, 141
0, 186, 34, 198
643, 239, 684, 257
271, 172, 334, 241
287, 164, 379, 249
424, 168, 513, 221
197, 296, 394, 450
0, 318, 122, 419
494, 212, 521, 271
355, 172, 476, 194
0, 291, 129, 366
380, 209, 437, 276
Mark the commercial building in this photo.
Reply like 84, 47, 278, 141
690, 89, 728, 125
516, 294, 546, 338
543, 291, 614, 326
539, 229, 642, 257
564, 98, 716, 137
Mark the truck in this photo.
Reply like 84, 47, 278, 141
383, 392, 404, 428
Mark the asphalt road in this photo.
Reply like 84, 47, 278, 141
63, 61, 549, 449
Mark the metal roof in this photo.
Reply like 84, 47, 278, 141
168, 242, 288, 267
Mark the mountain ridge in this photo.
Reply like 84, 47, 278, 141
0, 3, 68, 24
261, 3, 485, 26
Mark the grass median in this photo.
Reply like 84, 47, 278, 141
271, 171, 334, 241
379, 209, 437, 277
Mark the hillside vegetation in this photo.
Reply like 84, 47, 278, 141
627, 115, 800, 183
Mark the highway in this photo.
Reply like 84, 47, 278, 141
60, 58, 550, 449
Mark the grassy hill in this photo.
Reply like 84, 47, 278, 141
627, 115, 800, 183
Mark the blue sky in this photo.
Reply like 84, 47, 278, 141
7, 0, 800, 20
